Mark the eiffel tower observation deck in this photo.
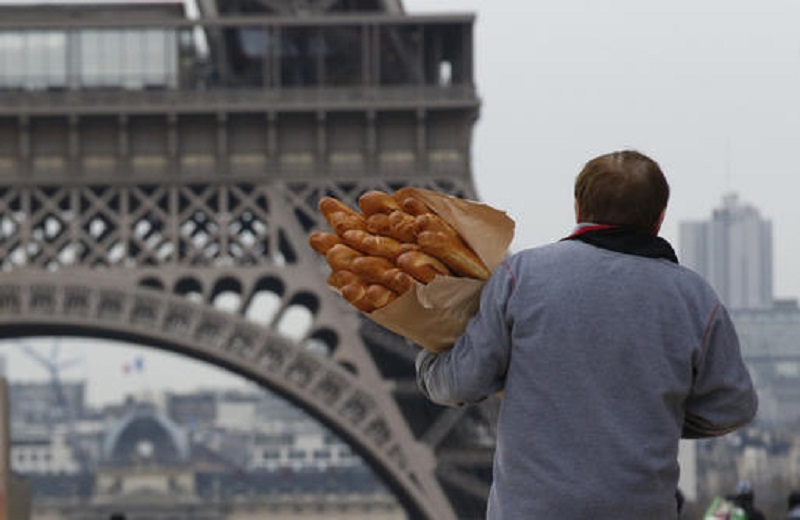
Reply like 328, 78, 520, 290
0, 1, 494, 518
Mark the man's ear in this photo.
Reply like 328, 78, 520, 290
574, 199, 582, 223
653, 208, 666, 234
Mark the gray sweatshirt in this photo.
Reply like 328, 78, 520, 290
416, 238, 758, 519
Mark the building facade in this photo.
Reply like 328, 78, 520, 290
680, 193, 773, 310
731, 302, 800, 427
10, 383, 403, 519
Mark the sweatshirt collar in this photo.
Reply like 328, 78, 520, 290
563, 223, 679, 264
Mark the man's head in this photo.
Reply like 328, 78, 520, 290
574, 150, 669, 234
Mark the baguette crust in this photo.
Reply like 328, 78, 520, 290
413, 213, 458, 237
417, 230, 490, 280
380, 268, 415, 294
309, 231, 342, 255
311, 190, 491, 312
325, 243, 363, 272
350, 256, 396, 284
365, 213, 393, 237
327, 211, 368, 236
366, 284, 397, 308
319, 196, 360, 218
387, 210, 418, 243
340, 282, 375, 312
327, 269, 361, 289
396, 250, 451, 283
341, 229, 405, 260
392, 187, 431, 216
358, 190, 402, 216
364, 211, 417, 243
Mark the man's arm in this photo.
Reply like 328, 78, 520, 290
415, 261, 515, 407
683, 303, 758, 438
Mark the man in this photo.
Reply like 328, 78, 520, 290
416, 150, 758, 519
786, 489, 800, 519
731, 480, 766, 520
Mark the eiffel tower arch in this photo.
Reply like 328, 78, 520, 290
0, 1, 497, 518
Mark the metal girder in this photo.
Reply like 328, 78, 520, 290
249, 0, 403, 15
254, 0, 340, 15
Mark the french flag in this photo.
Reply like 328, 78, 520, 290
123, 356, 145, 374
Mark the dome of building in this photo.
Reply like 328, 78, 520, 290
102, 406, 190, 465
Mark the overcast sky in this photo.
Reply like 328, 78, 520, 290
406, 0, 800, 302
6, 0, 800, 404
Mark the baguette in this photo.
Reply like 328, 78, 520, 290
349, 256, 414, 295
340, 282, 375, 312
393, 189, 432, 216
325, 243, 363, 272
327, 269, 361, 289
413, 213, 459, 238
417, 230, 490, 280
387, 210, 418, 243
327, 211, 368, 236
365, 211, 417, 243
396, 250, 451, 283
341, 229, 406, 260
319, 196, 360, 219
350, 256, 396, 284
380, 268, 415, 294
366, 284, 397, 308
358, 190, 402, 216
365, 213, 393, 238
401, 197, 431, 217
309, 230, 342, 255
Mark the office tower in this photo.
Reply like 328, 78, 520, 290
680, 193, 773, 309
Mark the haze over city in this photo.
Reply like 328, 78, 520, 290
4, 0, 800, 406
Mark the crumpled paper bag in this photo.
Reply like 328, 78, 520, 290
362, 187, 515, 352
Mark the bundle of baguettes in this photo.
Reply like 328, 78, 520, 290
309, 188, 491, 313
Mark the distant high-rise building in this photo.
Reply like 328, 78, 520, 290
732, 303, 800, 426
679, 193, 773, 309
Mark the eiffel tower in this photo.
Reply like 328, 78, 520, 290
0, 1, 497, 518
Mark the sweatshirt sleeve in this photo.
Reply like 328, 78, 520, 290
415, 261, 515, 407
682, 303, 758, 438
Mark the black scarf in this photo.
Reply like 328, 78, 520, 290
562, 224, 679, 264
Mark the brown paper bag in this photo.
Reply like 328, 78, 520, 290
364, 188, 515, 352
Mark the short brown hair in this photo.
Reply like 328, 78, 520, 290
574, 150, 669, 233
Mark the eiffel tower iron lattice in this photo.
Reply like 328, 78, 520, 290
0, 2, 497, 519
